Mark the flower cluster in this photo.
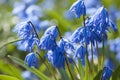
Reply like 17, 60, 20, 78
12, 0, 118, 79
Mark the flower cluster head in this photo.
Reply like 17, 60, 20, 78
86, 6, 117, 33
69, 0, 86, 18
101, 67, 113, 80
24, 52, 39, 68
71, 6, 117, 45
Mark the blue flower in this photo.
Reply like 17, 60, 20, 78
69, 0, 86, 18
86, 6, 117, 33
74, 45, 87, 65
59, 38, 74, 53
44, 26, 58, 39
27, 16, 41, 32
13, 21, 39, 52
13, 21, 33, 39
101, 67, 112, 80
71, 26, 92, 44
70, 27, 82, 43
39, 26, 59, 50
24, 52, 39, 68
20, 34, 38, 52
38, 34, 56, 50
46, 46, 65, 68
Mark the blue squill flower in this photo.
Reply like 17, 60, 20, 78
71, 26, 92, 44
27, 16, 41, 32
24, 52, 39, 68
46, 46, 65, 68
13, 21, 33, 39
101, 67, 113, 80
86, 6, 117, 33
38, 26, 59, 50
74, 45, 87, 65
70, 27, 82, 43
69, 0, 86, 18
44, 26, 58, 39
13, 21, 39, 52
20, 34, 38, 52
38, 34, 56, 50
59, 38, 74, 53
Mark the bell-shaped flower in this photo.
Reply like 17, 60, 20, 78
74, 45, 87, 65
101, 67, 112, 80
46, 46, 65, 68
44, 26, 58, 39
70, 27, 82, 43
39, 34, 56, 50
59, 38, 74, 53
24, 52, 39, 68
20, 34, 38, 52
69, 0, 86, 18
86, 6, 117, 33
13, 21, 33, 39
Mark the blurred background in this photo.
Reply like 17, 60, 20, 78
0, 0, 120, 80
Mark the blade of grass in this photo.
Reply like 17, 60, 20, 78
8, 55, 50, 80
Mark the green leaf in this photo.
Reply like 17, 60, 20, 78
85, 57, 89, 80
112, 65, 120, 80
0, 75, 19, 80
57, 68, 70, 80
78, 60, 84, 80
0, 60, 23, 80
93, 70, 102, 80
8, 55, 50, 80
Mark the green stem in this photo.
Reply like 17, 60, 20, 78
101, 34, 105, 69
56, 26, 74, 80
0, 39, 22, 49
96, 41, 100, 71
65, 54, 74, 80
83, 15, 91, 72
36, 52, 57, 80
91, 42, 94, 78
71, 59, 81, 79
